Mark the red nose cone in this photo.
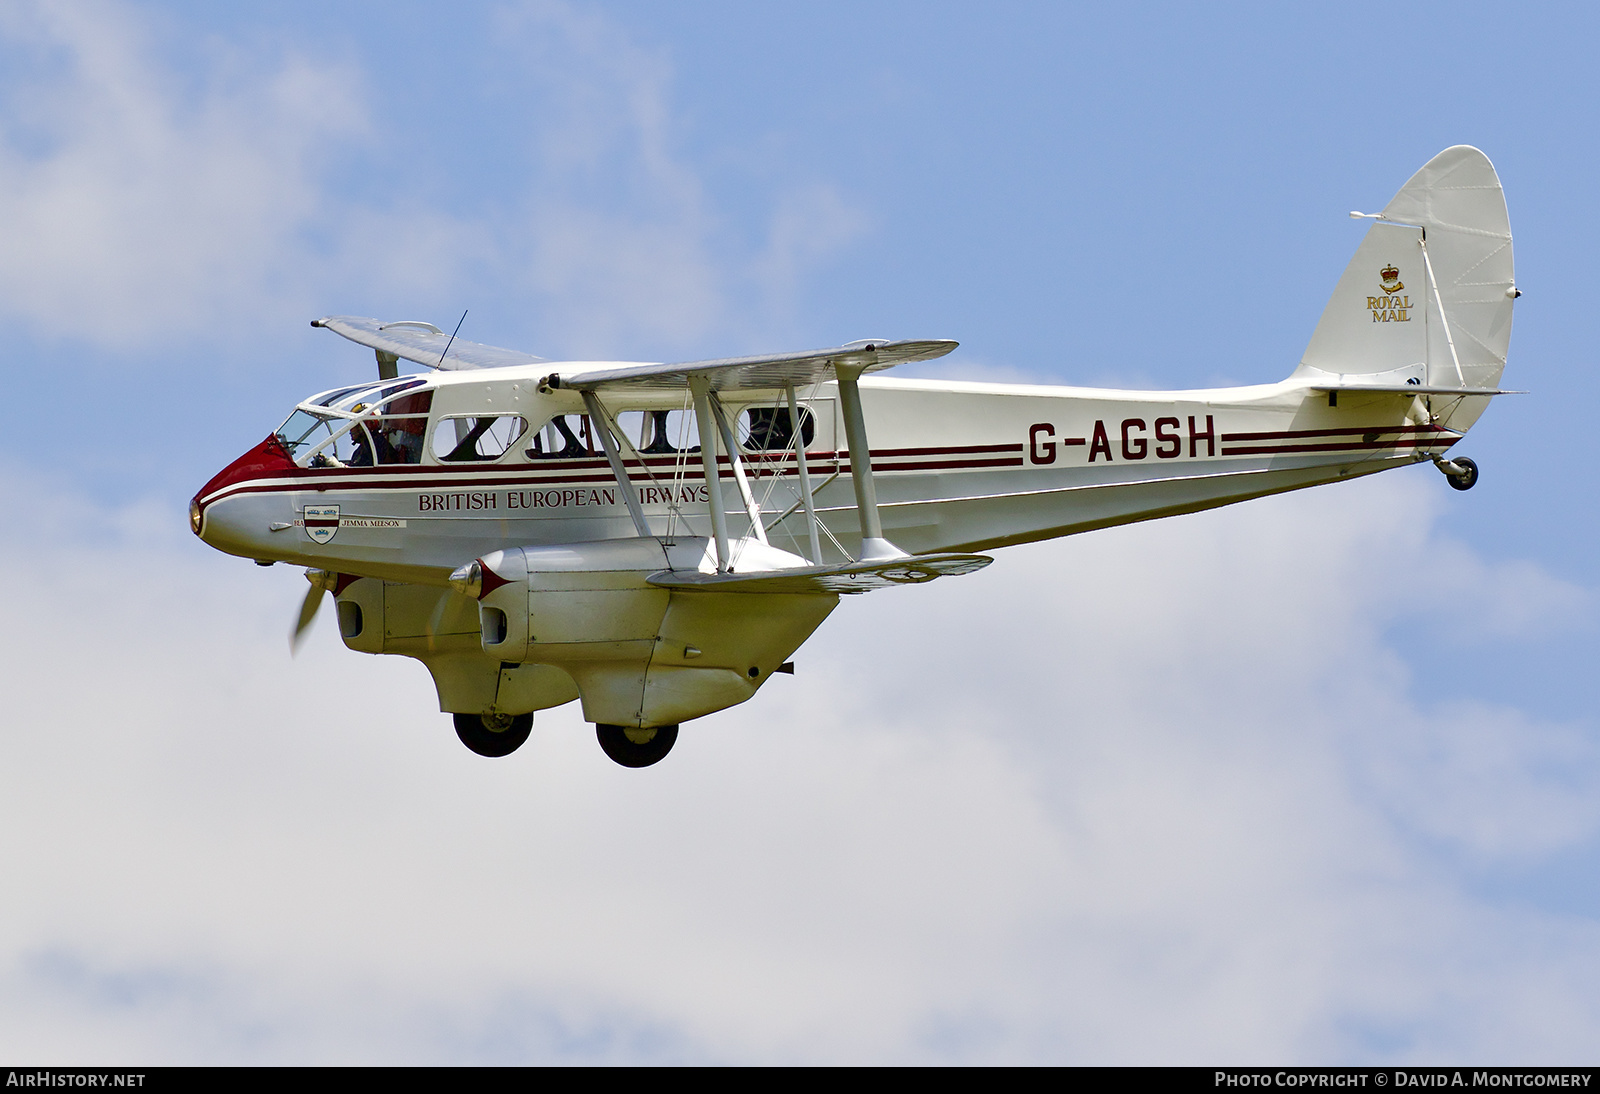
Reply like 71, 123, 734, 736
193, 434, 295, 511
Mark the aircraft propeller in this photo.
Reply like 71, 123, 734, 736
291, 569, 339, 653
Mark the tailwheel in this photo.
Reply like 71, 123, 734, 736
454, 712, 533, 757
596, 723, 679, 768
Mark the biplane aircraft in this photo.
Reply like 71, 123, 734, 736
192, 146, 1518, 767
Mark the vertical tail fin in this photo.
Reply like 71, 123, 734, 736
1294, 147, 1515, 424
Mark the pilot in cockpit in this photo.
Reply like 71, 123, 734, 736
348, 406, 395, 467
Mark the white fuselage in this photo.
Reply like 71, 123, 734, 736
196, 368, 1465, 582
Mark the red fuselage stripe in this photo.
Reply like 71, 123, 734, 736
1221, 425, 1458, 442
196, 428, 1439, 511
1221, 438, 1458, 455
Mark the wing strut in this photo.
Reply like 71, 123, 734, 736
786, 382, 823, 565
689, 376, 731, 571
709, 398, 768, 547
581, 391, 652, 538
835, 362, 905, 562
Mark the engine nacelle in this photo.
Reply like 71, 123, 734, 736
461, 538, 838, 728
473, 538, 673, 664
331, 575, 578, 718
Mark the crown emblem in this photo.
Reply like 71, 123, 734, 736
1379, 264, 1404, 293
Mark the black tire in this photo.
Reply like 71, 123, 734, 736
454, 712, 533, 757
596, 723, 679, 768
1446, 456, 1479, 491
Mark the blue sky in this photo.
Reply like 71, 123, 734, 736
0, 0, 1597, 1063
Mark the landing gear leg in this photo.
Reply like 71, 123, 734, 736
454, 712, 533, 757
596, 723, 679, 768
1434, 455, 1479, 491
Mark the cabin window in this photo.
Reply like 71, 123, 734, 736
620, 410, 701, 455
355, 389, 433, 466
312, 377, 426, 411
525, 414, 597, 459
312, 384, 372, 408
523, 409, 704, 459
740, 406, 814, 451
512, 404, 815, 460
431, 415, 528, 462
277, 384, 434, 468
277, 410, 347, 465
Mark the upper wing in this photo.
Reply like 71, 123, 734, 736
312, 318, 956, 390
312, 316, 545, 371
545, 339, 958, 393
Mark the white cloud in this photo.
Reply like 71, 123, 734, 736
750, 183, 871, 328
492, 2, 869, 357
0, 1, 868, 361
0, 466, 1596, 1063
0, 1, 371, 346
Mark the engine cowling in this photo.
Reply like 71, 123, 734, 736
330, 575, 579, 718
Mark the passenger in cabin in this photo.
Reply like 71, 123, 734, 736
375, 390, 432, 464
383, 419, 424, 464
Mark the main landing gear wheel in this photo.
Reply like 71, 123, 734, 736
1444, 456, 1480, 492
596, 723, 679, 768
454, 712, 533, 757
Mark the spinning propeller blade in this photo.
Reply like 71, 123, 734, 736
291, 570, 336, 653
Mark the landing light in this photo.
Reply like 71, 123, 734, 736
189, 499, 202, 535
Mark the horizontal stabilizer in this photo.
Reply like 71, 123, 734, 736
312, 316, 546, 371
547, 339, 958, 393
647, 552, 992, 594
